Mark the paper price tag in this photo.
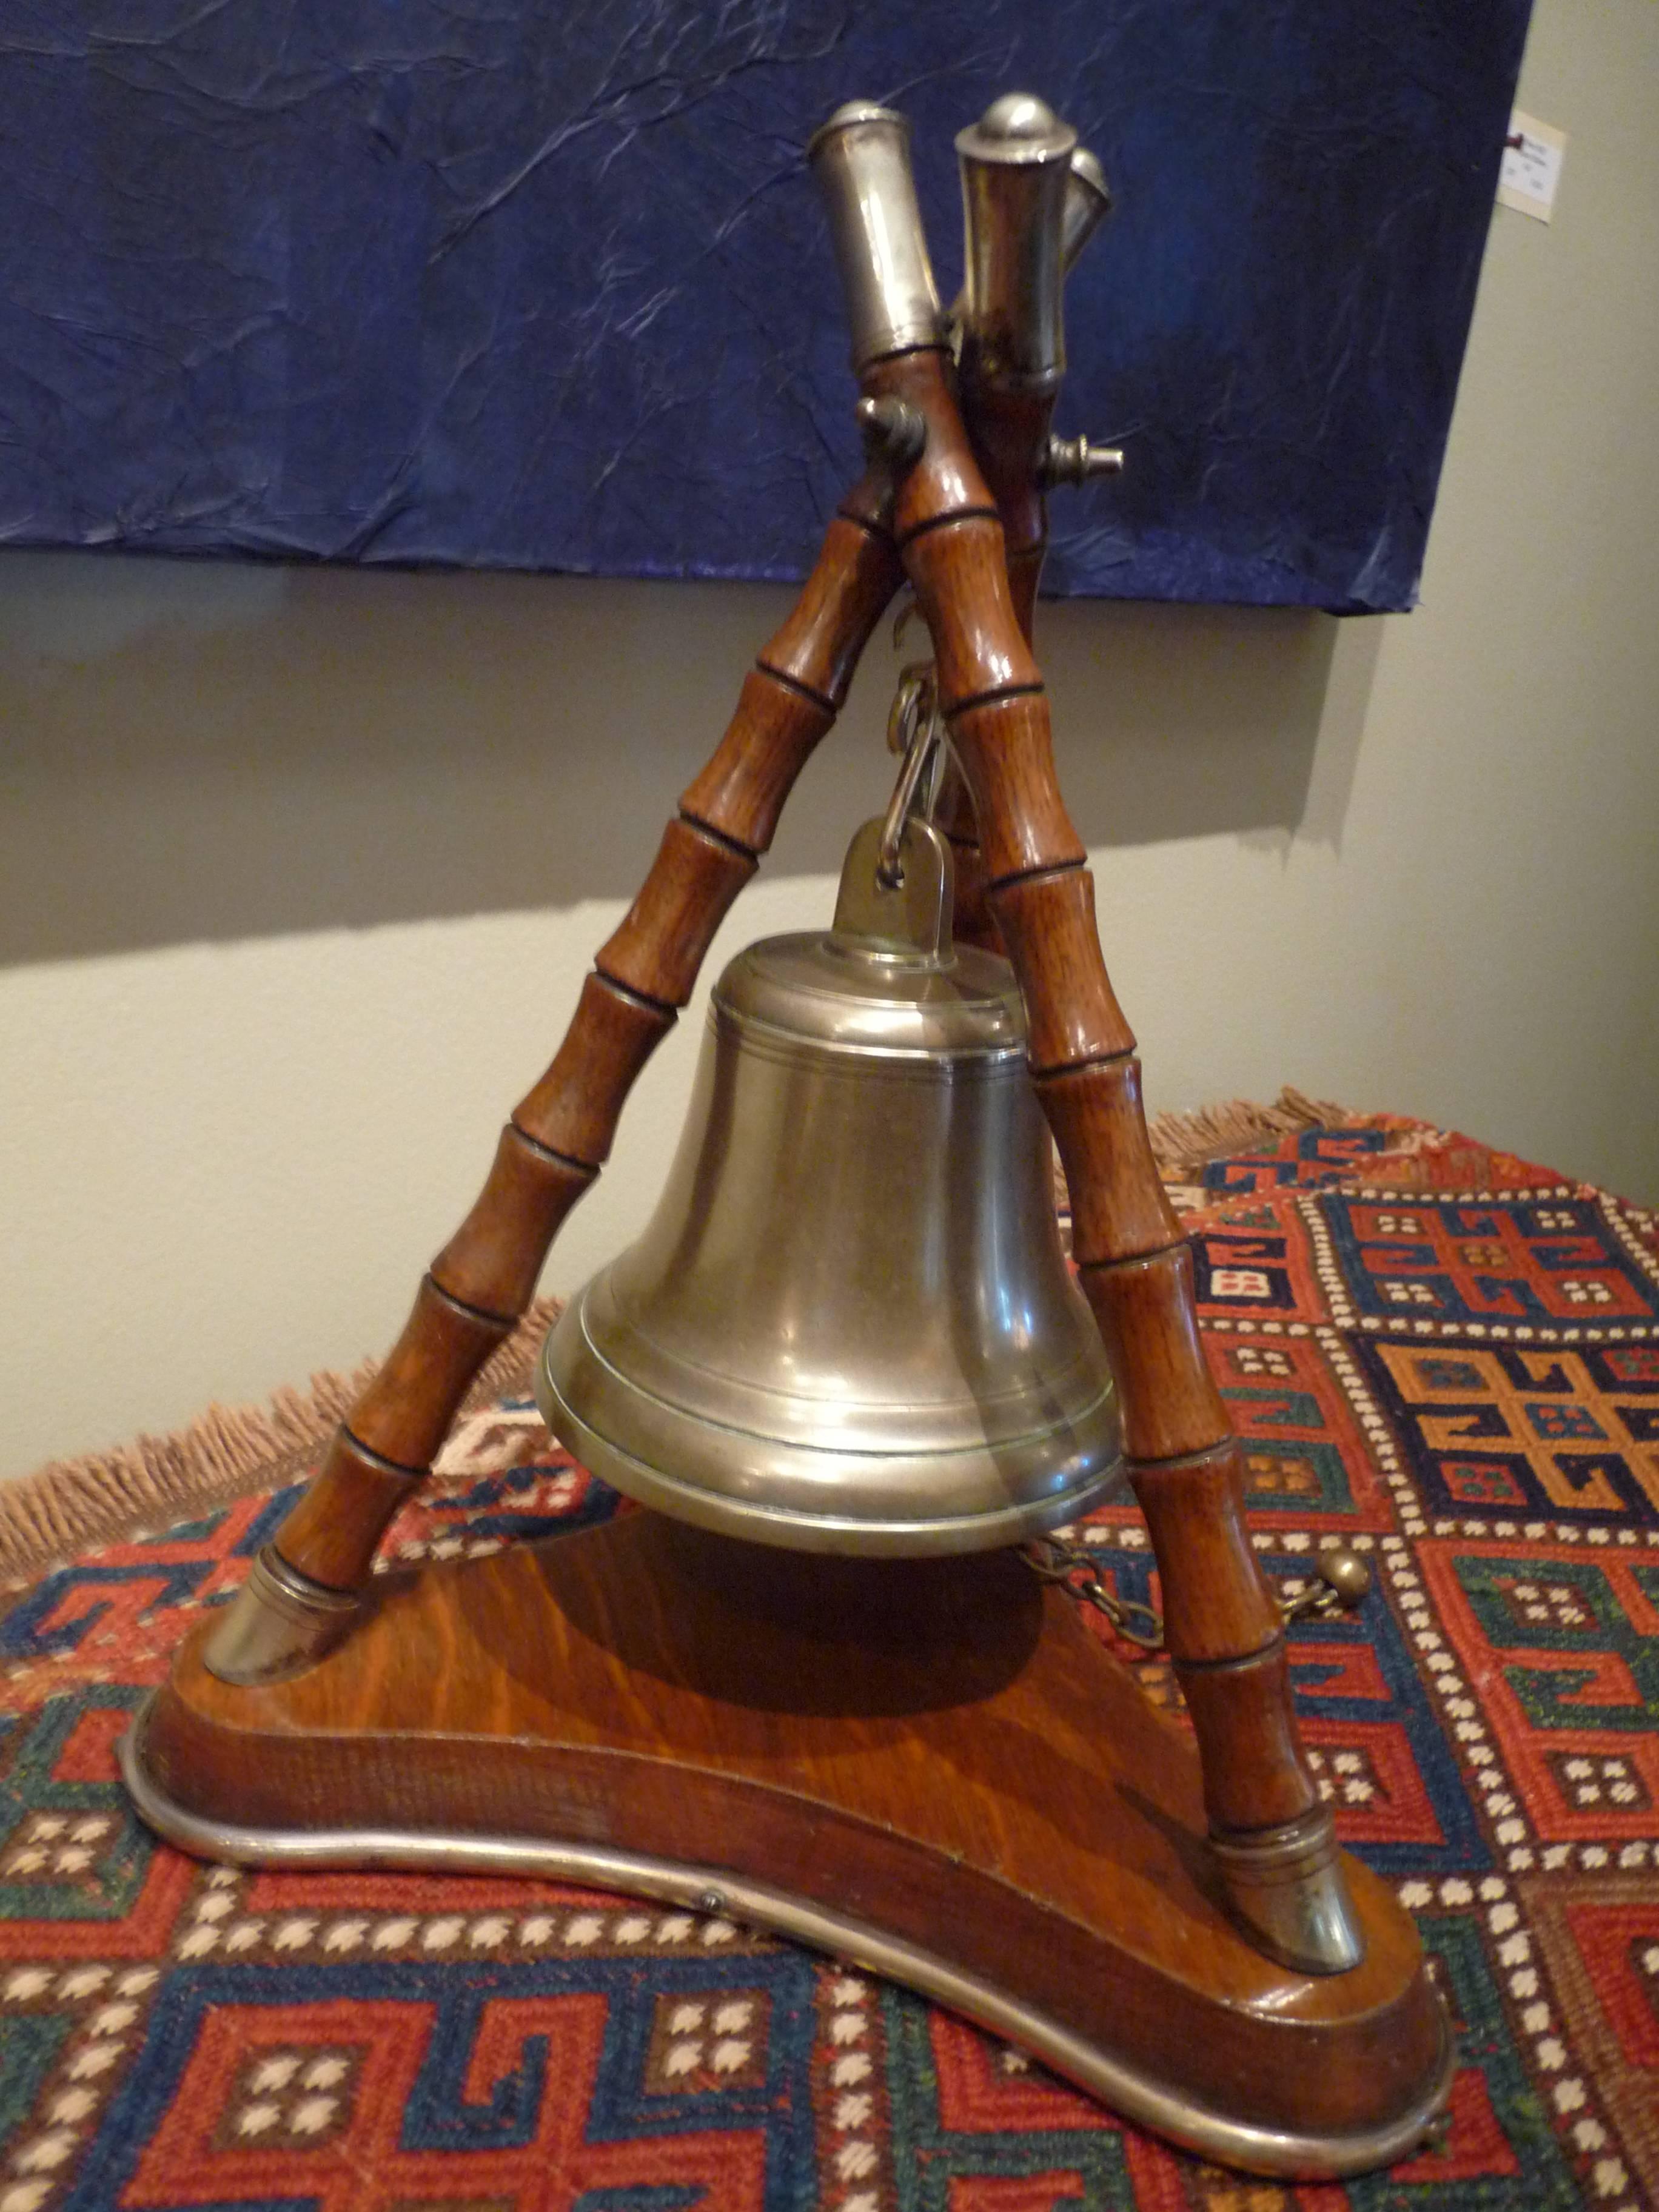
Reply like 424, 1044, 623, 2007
1498, 110, 1566, 223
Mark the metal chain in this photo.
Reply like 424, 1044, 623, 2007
1023, 1535, 1372, 1647
1020, 1535, 1165, 1649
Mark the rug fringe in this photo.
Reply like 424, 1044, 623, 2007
0, 1299, 559, 1590
1146, 1085, 1355, 1175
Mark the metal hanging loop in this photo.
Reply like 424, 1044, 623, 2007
877, 663, 945, 888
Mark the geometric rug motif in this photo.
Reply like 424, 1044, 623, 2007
1177, 1117, 1560, 1205
1353, 1336, 1659, 1524
2, 1111, 1656, 2211
1306, 1188, 1659, 1341
1188, 1201, 1335, 1323
1205, 1327, 1397, 1527
1415, 1536, 1659, 1854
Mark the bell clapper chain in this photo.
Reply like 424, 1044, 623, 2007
1024, 1535, 1372, 1650
1021, 1534, 1165, 1649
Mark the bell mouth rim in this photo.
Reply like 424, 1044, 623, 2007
537, 1318, 1126, 1559
577, 1264, 1114, 1447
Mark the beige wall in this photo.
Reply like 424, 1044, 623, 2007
3, 0, 1655, 1483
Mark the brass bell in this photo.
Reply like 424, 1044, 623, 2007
537, 811, 1123, 1553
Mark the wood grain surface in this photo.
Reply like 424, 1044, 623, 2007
147, 1510, 1442, 2142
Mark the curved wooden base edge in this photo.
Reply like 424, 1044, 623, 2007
126, 1520, 1453, 2177
122, 1704, 1451, 2179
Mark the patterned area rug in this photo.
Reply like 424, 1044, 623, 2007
4, 1103, 1658, 2210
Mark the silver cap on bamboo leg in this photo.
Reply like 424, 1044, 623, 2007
955, 93, 1078, 393
945, 144, 1110, 343
808, 102, 943, 370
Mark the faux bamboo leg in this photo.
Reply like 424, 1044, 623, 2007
931, 763, 999, 952
933, 386, 1053, 951
203, 482, 903, 1686
864, 345, 1362, 1974
928, 391, 1047, 953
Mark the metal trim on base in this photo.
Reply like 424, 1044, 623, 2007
121, 1698, 1455, 2180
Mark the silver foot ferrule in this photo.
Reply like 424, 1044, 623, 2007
202, 1545, 361, 1686
1209, 1806, 1366, 1975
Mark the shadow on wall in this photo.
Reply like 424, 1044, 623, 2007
0, 550, 1377, 965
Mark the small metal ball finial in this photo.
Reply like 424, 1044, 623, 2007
977, 91, 1061, 144
957, 91, 1075, 170
1280, 1541, 1372, 1624
1316, 1544, 1373, 1609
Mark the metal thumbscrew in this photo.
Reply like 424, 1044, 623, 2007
856, 394, 927, 472
1281, 1543, 1372, 1625
1040, 433, 1125, 488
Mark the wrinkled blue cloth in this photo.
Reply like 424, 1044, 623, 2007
0, 1, 1530, 609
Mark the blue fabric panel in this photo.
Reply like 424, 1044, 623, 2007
0, 2, 1532, 609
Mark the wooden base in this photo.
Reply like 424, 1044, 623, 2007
127, 1513, 1452, 2177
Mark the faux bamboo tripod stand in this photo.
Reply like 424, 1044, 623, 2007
125, 98, 1453, 2176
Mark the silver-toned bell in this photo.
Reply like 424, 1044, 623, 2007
538, 816, 1123, 1554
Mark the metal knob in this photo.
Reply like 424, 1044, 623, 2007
1282, 1543, 1373, 1624
1041, 434, 1124, 488
856, 394, 926, 473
